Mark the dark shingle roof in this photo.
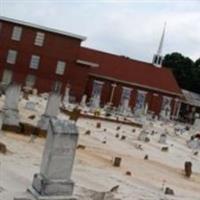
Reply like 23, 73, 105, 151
79, 47, 182, 96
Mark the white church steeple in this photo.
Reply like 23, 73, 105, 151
153, 22, 166, 68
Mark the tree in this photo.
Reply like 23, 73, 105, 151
163, 53, 200, 93
192, 58, 200, 92
194, 58, 200, 68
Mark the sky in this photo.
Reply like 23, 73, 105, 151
0, 0, 200, 62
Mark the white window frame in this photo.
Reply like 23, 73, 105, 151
91, 80, 104, 98
138, 90, 147, 95
34, 32, 45, 47
30, 55, 40, 69
90, 80, 104, 108
94, 80, 104, 85
55, 61, 66, 75
161, 96, 172, 110
11, 26, 22, 41
7, 50, 17, 64
135, 90, 147, 111
120, 86, 132, 105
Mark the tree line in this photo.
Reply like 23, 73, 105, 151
163, 53, 200, 93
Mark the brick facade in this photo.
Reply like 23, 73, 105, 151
0, 17, 183, 118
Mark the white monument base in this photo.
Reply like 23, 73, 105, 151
37, 115, 54, 130
3, 109, 20, 126
14, 188, 76, 200
14, 191, 35, 200
32, 173, 74, 197
29, 187, 76, 200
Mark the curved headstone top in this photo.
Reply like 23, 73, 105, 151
4, 84, 21, 110
44, 92, 61, 117
50, 118, 78, 135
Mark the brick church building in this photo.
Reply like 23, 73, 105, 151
0, 16, 183, 118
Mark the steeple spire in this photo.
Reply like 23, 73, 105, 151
153, 22, 167, 68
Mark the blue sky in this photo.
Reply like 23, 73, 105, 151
0, 0, 200, 62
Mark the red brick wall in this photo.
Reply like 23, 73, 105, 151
0, 20, 88, 98
86, 76, 179, 116
0, 20, 181, 116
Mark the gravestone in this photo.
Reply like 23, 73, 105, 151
32, 89, 38, 96
63, 87, 70, 107
187, 138, 200, 149
160, 106, 171, 120
190, 117, 200, 135
140, 115, 148, 126
119, 99, 129, 116
14, 118, 79, 200
3, 84, 21, 126
154, 115, 159, 121
113, 157, 122, 167
144, 103, 149, 115
25, 101, 37, 111
90, 95, 100, 109
159, 133, 167, 144
184, 161, 192, 177
38, 92, 61, 130
138, 130, 148, 142
80, 94, 87, 108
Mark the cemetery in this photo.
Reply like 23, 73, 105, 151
0, 11, 200, 200
0, 84, 200, 200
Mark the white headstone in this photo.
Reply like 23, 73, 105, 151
3, 84, 21, 126
119, 99, 131, 116
25, 101, 36, 111
190, 118, 200, 135
122, 99, 129, 115
32, 89, 38, 96
123, 99, 129, 110
159, 133, 167, 144
45, 93, 60, 117
160, 106, 171, 120
80, 94, 87, 108
187, 139, 200, 149
144, 103, 149, 115
63, 87, 70, 107
38, 92, 61, 130
14, 118, 79, 200
4, 84, 21, 110
31, 118, 78, 199
138, 130, 148, 141
91, 95, 100, 109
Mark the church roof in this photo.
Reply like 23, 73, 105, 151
182, 89, 200, 107
79, 47, 182, 97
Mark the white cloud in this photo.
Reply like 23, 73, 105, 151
1, 0, 200, 62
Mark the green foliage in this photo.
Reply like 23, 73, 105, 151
163, 53, 200, 93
